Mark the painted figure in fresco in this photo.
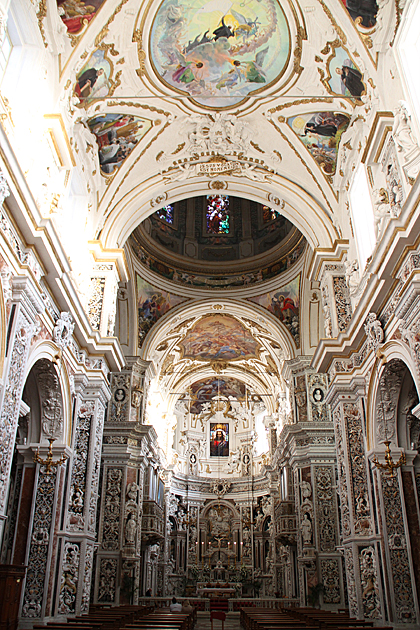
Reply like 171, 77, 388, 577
336, 61, 365, 98
75, 67, 104, 100
304, 112, 348, 138
216, 48, 268, 89
271, 293, 298, 322
57, 0, 98, 33
88, 114, 148, 174
152, 0, 289, 106
210, 428, 229, 457
342, 0, 378, 28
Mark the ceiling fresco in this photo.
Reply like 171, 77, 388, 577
179, 314, 260, 361
323, 46, 366, 102
287, 112, 350, 177
74, 49, 118, 109
57, 0, 107, 34
137, 274, 188, 348
189, 377, 246, 413
87, 113, 153, 174
149, 0, 291, 108
248, 274, 300, 346
341, 0, 378, 27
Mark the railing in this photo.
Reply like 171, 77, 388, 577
136, 597, 300, 612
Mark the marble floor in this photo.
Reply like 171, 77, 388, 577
195, 611, 241, 629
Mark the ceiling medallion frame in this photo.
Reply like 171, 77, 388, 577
135, 0, 304, 113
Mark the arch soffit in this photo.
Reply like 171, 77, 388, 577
366, 340, 419, 451
24, 340, 73, 447
140, 298, 296, 362
100, 175, 338, 252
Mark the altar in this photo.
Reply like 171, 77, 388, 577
196, 583, 240, 598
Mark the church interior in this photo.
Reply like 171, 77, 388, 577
0, 0, 420, 626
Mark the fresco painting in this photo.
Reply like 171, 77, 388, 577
150, 0, 290, 108
327, 47, 365, 101
180, 315, 259, 361
340, 0, 378, 28
57, 0, 106, 34
74, 49, 112, 108
137, 275, 187, 347
249, 275, 300, 346
189, 377, 245, 413
288, 112, 350, 176
87, 113, 152, 174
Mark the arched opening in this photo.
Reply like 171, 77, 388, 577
0, 358, 66, 619
373, 358, 420, 620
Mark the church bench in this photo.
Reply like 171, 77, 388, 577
69, 615, 131, 630
125, 621, 188, 630
125, 612, 193, 630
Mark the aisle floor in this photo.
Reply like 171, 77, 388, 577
195, 611, 241, 630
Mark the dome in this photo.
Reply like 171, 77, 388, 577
130, 194, 306, 289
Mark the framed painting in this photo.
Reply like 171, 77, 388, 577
210, 422, 229, 457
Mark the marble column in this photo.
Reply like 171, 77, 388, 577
328, 378, 384, 620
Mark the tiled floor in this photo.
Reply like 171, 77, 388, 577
195, 611, 241, 629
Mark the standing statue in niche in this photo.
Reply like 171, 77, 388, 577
301, 513, 312, 545
125, 513, 137, 545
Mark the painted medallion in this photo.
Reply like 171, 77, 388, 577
150, 0, 290, 108
74, 49, 113, 108
324, 47, 366, 102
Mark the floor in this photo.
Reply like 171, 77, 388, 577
195, 611, 241, 630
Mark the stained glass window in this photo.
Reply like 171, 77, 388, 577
155, 205, 174, 224
206, 195, 229, 234
263, 205, 281, 223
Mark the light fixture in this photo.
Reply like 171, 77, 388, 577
34, 438, 67, 475
372, 360, 406, 477
372, 440, 406, 477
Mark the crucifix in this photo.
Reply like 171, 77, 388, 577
213, 535, 223, 561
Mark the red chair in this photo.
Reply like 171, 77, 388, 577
210, 610, 226, 630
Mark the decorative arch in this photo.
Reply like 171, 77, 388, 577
366, 346, 420, 452
141, 298, 297, 363
201, 499, 239, 520
24, 340, 73, 447
99, 174, 339, 252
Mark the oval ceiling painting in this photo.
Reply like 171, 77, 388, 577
150, 0, 291, 108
